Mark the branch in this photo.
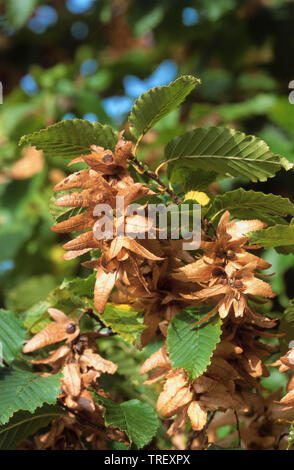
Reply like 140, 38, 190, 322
58, 401, 106, 435
78, 307, 100, 325
186, 411, 216, 450
127, 153, 182, 203
78, 308, 116, 336
234, 410, 242, 448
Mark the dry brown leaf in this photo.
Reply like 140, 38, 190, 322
239, 353, 269, 378
227, 218, 267, 240
28, 345, 71, 366
47, 308, 70, 323
80, 349, 117, 374
23, 323, 71, 353
157, 369, 190, 417
62, 363, 82, 398
140, 346, 170, 375
51, 210, 94, 233
187, 401, 207, 431
166, 406, 188, 437
63, 231, 102, 251
11, 147, 44, 179
159, 386, 193, 418
76, 390, 96, 413
23, 309, 79, 353
94, 267, 117, 313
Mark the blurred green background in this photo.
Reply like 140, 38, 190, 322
1, 0, 294, 318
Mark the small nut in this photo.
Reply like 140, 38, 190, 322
102, 153, 114, 163
226, 250, 236, 260
66, 322, 77, 334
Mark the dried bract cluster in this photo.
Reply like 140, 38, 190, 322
174, 211, 275, 325
23, 308, 117, 414
46, 137, 283, 449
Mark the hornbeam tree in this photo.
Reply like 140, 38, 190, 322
1, 76, 294, 450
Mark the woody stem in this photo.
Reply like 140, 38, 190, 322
127, 153, 182, 204
234, 410, 242, 447
58, 401, 108, 436
186, 410, 216, 450
78, 307, 100, 325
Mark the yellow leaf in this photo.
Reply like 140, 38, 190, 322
184, 191, 210, 206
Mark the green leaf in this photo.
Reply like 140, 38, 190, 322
0, 310, 26, 367
165, 127, 293, 183
59, 274, 96, 299
49, 191, 85, 223
0, 222, 32, 262
7, 274, 57, 312
279, 299, 294, 355
102, 304, 146, 345
167, 310, 222, 381
201, 0, 237, 21
47, 274, 96, 314
93, 394, 159, 449
288, 422, 294, 450
19, 119, 117, 159
0, 405, 63, 450
207, 188, 294, 225
133, 6, 164, 36
217, 94, 276, 122
24, 301, 51, 334
260, 368, 288, 393
184, 169, 218, 191
262, 248, 293, 299
0, 368, 61, 425
275, 219, 294, 255
6, 0, 37, 28
110, 441, 129, 450
270, 97, 294, 139
24, 275, 96, 334
24, 273, 95, 333
129, 75, 200, 145
257, 125, 294, 164
248, 225, 294, 250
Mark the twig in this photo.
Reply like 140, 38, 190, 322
203, 217, 217, 237
275, 432, 289, 450
78, 307, 100, 325
58, 400, 106, 435
78, 308, 116, 336
127, 153, 182, 203
234, 410, 242, 448
186, 411, 216, 450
